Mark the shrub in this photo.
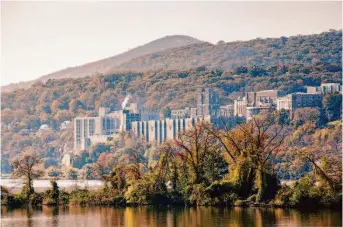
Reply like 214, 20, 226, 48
59, 190, 70, 205
125, 175, 173, 205
272, 185, 293, 207
69, 189, 91, 205
29, 193, 43, 206
43, 181, 60, 205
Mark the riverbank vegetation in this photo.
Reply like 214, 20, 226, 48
2, 112, 341, 209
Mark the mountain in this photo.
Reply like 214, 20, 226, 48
2, 35, 203, 92
116, 30, 342, 72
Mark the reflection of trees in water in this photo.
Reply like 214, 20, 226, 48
1, 206, 342, 227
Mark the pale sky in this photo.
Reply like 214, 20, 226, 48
1, 1, 342, 86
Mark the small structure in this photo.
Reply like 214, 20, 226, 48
39, 124, 51, 131
60, 121, 71, 130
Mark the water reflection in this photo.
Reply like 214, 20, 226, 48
1, 206, 341, 227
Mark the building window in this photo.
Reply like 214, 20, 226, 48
84, 119, 88, 137
76, 119, 81, 144
89, 119, 95, 136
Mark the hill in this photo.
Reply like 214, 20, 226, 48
2, 35, 203, 92
116, 30, 342, 72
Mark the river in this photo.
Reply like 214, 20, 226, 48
0, 179, 103, 192
1, 206, 341, 227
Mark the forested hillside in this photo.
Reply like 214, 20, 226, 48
1, 30, 342, 176
117, 30, 342, 72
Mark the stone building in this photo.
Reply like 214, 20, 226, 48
74, 106, 140, 151
219, 105, 234, 117
131, 116, 225, 144
234, 90, 286, 119
171, 107, 190, 119
306, 83, 342, 94
196, 88, 220, 116
276, 92, 323, 114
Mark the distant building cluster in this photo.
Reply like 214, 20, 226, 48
132, 88, 231, 144
74, 104, 159, 151
73, 83, 341, 151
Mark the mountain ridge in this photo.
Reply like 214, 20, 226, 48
2, 35, 203, 92
2, 30, 341, 93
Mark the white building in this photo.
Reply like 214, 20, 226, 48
306, 83, 342, 94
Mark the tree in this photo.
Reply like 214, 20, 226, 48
67, 168, 79, 180
11, 151, 44, 197
174, 122, 224, 184
323, 92, 342, 122
162, 107, 171, 118
292, 108, 321, 128
208, 113, 288, 201
43, 181, 60, 205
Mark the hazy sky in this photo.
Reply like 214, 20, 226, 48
1, 1, 342, 85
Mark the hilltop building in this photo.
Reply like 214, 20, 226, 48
171, 88, 221, 119
74, 104, 154, 151
196, 88, 220, 116
306, 83, 342, 94
276, 92, 323, 114
131, 115, 226, 143
234, 90, 286, 119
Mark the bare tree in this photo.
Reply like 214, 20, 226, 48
11, 151, 44, 196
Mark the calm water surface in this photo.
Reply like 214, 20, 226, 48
1, 206, 341, 227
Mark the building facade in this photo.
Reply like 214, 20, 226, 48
171, 107, 190, 119
234, 90, 285, 119
276, 92, 323, 114
306, 83, 342, 94
74, 106, 142, 151
196, 88, 220, 116
246, 106, 271, 121
131, 116, 226, 144
219, 105, 234, 117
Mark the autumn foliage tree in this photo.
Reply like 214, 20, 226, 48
11, 151, 44, 197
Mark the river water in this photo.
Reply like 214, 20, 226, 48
1, 206, 341, 227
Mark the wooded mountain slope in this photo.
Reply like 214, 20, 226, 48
117, 30, 342, 72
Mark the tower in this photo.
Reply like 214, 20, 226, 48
196, 88, 219, 116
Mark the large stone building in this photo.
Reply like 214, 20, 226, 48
196, 88, 220, 116
170, 88, 220, 119
234, 90, 286, 118
131, 116, 225, 143
306, 83, 342, 94
74, 104, 149, 151
276, 92, 323, 114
